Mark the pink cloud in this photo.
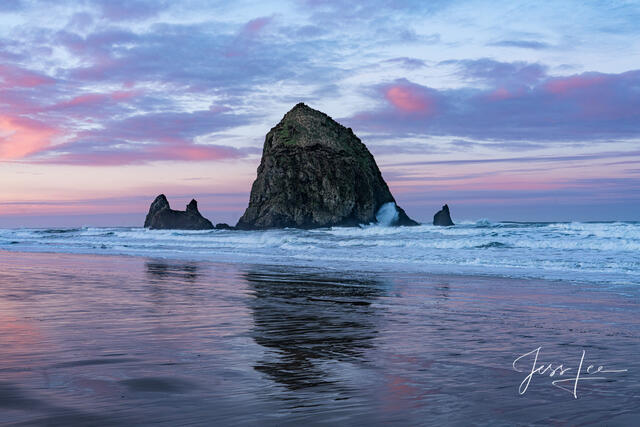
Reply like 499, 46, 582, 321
0, 115, 58, 160
37, 137, 247, 166
486, 87, 521, 101
347, 69, 640, 142
56, 90, 138, 108
384, 84, 435, 113
0, 64, 55, 88
37, 89, 142, 120
544, 74, 606, 94
460, 176, 561, 191
66, 93, 109, 107
152, 144, 243, 162
243, 17, 271, 34
224, 17, 272, 57
43, 146, 244, 166
110, 90, 137, 100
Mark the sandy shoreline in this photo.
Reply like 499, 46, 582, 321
1, 250, 639, 425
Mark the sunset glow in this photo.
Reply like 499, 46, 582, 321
1, 1, 638, 226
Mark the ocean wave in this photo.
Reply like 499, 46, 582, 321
474, 241, 511, 249
33, 228, 85, 235
1, 221, 639, 286
473, 218, 494, 227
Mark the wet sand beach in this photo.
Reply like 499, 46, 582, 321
0, 251, 638, 425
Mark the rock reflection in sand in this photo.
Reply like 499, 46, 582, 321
146, 261, 200, 282
246, 270, 384, 390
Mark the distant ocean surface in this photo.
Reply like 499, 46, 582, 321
1, 221, 638, 287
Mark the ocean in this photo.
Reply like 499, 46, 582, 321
1, 222, 639, 425
1, 221, 638, 287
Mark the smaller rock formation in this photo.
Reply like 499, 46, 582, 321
144, 194, 214, 230
433, 204, 454, 226
215, 223, 233, 230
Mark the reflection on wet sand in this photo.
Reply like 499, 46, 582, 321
246, 270, 384, 390
0, 380, 120, 426
145, 261, 200, 282
0, 251, 638, 425
143, 261, 204, 307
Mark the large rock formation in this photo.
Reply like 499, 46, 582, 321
237, 103, 418, 229
144, 195, 214, 230
433, 204, 454, 226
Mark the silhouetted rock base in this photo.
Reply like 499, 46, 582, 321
433, 204, 454, 226
144, 195, 214, 230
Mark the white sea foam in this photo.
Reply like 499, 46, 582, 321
375, 202, 399, 226
1, 221, 638, 286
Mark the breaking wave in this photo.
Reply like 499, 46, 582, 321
1, 221, 639, 286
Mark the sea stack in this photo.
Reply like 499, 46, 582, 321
236, 103, 418, 229
144, 195, 214, 230
433, 204, 454, 226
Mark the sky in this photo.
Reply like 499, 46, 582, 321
1, 0, 639, 227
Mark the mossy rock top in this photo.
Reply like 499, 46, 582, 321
267, 103, 366, 156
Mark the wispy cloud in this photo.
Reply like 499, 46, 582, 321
385, 151, 640, 167
489, 39, 551, 50
32, 108, 254, 165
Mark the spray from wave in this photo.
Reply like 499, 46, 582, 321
375, 203, 399, 226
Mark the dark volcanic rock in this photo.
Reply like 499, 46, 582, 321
433, 204, 454, 226
144, 195, 214, 230
237, 103, 418, 229
215, 223, 233, 230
